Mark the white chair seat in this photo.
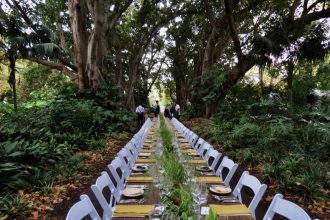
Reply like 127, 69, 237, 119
233, 171, 267, 218
66, 194, 101, 220
263, 194, 315, 220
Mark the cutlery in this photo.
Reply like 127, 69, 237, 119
212, 195, 238, 202
119, 198, 145, 204
220, 199, 239, 203
200, 172, 215, 176
131, 172, 144, 175
126, 185, 147, 189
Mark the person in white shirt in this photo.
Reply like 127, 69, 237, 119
135, 104, 145, 128
175, 103, 180, 120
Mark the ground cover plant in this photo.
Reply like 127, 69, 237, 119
185, 89, 330, 218
0, 98, 134, 218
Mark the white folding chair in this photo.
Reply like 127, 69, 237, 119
263, 194, 316, 220
205, 149, 222, 170
233, 171, 267, 218
125, 142, 139, 160
195, 138, 206, 150
66, 194, 101, 220
117, 148, 134, 172
107, 157, 126, 190
198, 143, 211, 156
91, 172, 116, 220
215, 156, 238, 186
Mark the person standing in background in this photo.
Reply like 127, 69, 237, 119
175, 103, 180, 120
164, 105, 170, 118
136, 104, 145, 128
170, 104, 175, 119
154, 100, 160, 117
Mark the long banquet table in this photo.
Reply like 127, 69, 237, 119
112, 123, 254, 220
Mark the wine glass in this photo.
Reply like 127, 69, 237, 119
197, 183, 208, 205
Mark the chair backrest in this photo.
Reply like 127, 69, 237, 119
107, 157, 126, 190
91, 172, 116, 220
125, 142, 138, 158
233, 171, 267, 218
198, 143, 211, 156
205, 149, 222, 170
194, 138, 205, 149
117, 148, 134, 172
195, 138, 206, 150
188, 133, 197, 144
215, 156, 238, 186
66, 194, 101, 220
263, 194, 313, 220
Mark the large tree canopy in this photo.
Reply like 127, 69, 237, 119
0, 0, 329, 112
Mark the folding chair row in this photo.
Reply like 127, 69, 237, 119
171, 118, 317, 220
66, 120, 156, 220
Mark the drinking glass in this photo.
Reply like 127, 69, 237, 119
149, 204, 165, 220
197, 184, 208, 205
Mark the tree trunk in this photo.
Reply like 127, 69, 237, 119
202, 28, 219, 117
202, 28, 216, 76
286, 61, 294, 111
126, 60, 140, 110
86, 0, 106, 88
218, 58, 255, 100
8, 54, 17, 112
55, 14, 67, 50
259, 67, 264, 100
69, 0, 89, 90
205, 102, 217, 118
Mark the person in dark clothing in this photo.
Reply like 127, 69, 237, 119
307, 93, 316, 110
135, 104, 145, 128
154, 100, 160, 117
170, 104, 175, 119
164, 106, 170, 118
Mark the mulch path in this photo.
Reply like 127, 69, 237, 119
181, 118, 329, 220
18, 131, 134, 220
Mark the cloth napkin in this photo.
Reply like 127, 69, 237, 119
136, 159, 156, 163
143, 143, 155, 147
189, 159, 206, 164
208, 204, 251, 215
178, 140, 189, 143
140, 149, 156, 153
196, 176, 223, 183
113, 205, 155, 217
127, 176, 153, 183
183, 149, 198, 153
180, 143, 191, 147
175, 134, 185, 137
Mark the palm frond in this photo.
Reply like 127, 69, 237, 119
31, 43, 61, 58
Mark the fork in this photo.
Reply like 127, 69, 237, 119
119, 198, 145, 204
212, 195, 238, 202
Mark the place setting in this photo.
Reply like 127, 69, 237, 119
188, 151, 200, 158
119, 187, 145, 204
138, 152, 152, 158
131, 164, 149, 175
132, 164, 149, 172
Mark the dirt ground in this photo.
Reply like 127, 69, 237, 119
18, 131, 134, 220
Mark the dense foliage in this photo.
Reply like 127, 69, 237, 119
190, 86, 330, 204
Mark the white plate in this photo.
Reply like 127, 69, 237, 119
209, 185, 232, 195
132, 165, 148, 172
139, 152, 151, 157
122, 188, 144, 198
196, 165, 212, 172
